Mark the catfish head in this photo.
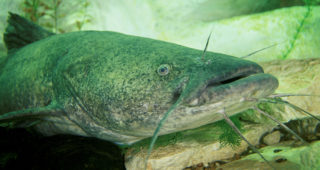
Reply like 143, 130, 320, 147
53, 31, 278, 144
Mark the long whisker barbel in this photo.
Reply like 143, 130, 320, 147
221, 94, 320, 169
220, 108, 275, 169
261, 98, 320, 122
240, 40, 286, 59
253, 105, 307, 144
201, 31, 212, 62
269, 93, 320, 98
249, 95, 320, 143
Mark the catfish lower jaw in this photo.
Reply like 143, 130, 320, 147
188, 73, 279, 108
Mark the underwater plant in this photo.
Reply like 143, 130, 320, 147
21, 0, 91, 33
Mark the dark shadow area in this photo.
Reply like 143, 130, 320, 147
0, 127, 125, 170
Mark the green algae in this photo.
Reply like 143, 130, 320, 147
241, 141, 320, 170
282, 1, 312, 59
123, 113, 246, 154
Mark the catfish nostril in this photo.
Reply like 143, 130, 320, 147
171, 90, 181, 104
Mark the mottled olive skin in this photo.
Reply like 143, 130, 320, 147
0, 31, 278, 144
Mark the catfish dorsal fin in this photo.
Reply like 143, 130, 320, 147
4, 12, 55, 52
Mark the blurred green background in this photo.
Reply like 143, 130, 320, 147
1, 0, 319, 62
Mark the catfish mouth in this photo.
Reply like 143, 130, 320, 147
206, 68, 261, 89
186, 65, 279, 108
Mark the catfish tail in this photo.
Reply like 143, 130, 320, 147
4, 12, 55, 52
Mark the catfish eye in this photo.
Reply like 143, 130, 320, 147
157, 64, 170, 76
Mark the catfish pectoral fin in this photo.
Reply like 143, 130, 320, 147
0, 101, 62, 128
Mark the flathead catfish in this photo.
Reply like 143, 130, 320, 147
0, 13, 278, 144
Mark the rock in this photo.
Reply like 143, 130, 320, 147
218, 140, 320, 170
125, 124, 274, 170
263, 131, 281, 146
215, 158, 300, 170
260, 58, 320, 122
